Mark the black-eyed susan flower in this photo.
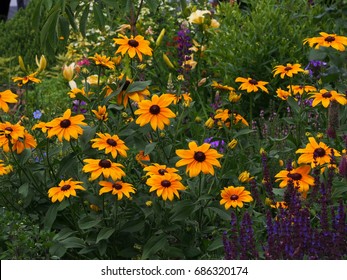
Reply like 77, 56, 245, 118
12, 72, 41, 86
11, 131, 37, 154
214, 109, 249, 127
270, 201, 288, 209
296, 137, 341, 167
0, 121, 25, 141
276, 88, 291, 100
92, 105, 109, 121
0, 90, 18, 112
275, 165, 315, 193
309, 89, 347, 108
146, 173, 186, 201
288, 85, 317, 95
89, 53, 115, 69
235, 77, 269, 93
99, 180, 135, 200
46, 109, 87, 142
82, 158, 125, 181
135, 150, 150, 167
91, 132, 129, 158
175, 141, 223, 177
211, 81, 235, 92
143, 163, 181, 179
32, 121, 51, 134
220, 186, 253, 209
48, 178, 85, 203
134, 94, 176, 130
273, 63, 304, 79
68, 87, 93, 99
303, 32, 347, 51
114, 34, 153, 61
0, 160, 12, 176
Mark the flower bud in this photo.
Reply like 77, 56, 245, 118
227, 139, 238, 149
36, 55, 47, 72
163, 53, 175, 69
18, 56, 26, 72
205, 117, 214, 129
62, 63, 75, 81
155, 28, 166, 47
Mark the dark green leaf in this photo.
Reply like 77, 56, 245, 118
144, 142, 157, 155
206, 207, 231, 220
79, 4, 90, 37
96, 228, 115, 244
93, 3, 106, 32
43, 204, 58, 231
141, 234, 167, 259
78, 216, 102, 230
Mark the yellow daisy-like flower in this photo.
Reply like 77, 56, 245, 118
288, 85, 317, 95
89, 53, 115, 69
91, 132, 129, 158
211, 80, 235, 92
11, 131, 37, 154
220, 186, 253, 210
276, 88, 291, 100
235, 77, 269, 93
143, 163, 181, 179
270, 201, 288, 209
68, 87, 93, 99
0, 160, 12, 176
134, 94, 176, 130
0, 121, 25, 141
175, 141, 223, 177
82, 158, 126, 181
275, 165, 315, 193
12, 72, 41, 86
135, 150, 150, 167
48, 178, 85, 203
309, 89, 347, 108
238, 171, 254, 183
0, 90, 18, 112
46, 109, 87, 142
92, 105, 109, 121
99, 180, 136, 200
214, 109, 249, 127
32, 121, 51, 134
296, 137, 341, 168
273, 63, 304, 79
114, 34, 153, 62
303, 32, 347, 51
146, 173, 186, 201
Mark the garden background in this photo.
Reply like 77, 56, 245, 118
0, 0, 346, 260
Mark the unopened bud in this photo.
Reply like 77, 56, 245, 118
156, 28, 166, 47
18, 56, 26, 72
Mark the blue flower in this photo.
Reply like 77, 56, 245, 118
33, 110, 42, 119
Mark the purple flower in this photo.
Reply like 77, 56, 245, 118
72, 100, 87, 114
305, 60, 327, 79
204, 137, 225, 153
33, 110, 42, 119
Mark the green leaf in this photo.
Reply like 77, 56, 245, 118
64, 5, 78, 31
144, 142, 157, 155
49, 243, 67, 258
141, 234, 168, 260
206, 207, 231, 220
43, 203, 58, 231
78, 216, 102, 230
93, 2, 106, 32
233, 128, 254, 138
207, 237, 224, 252
79, 4, 90, 37
17, 148, 31, 164
126, 80, 152, 93
96, 228, 115, 244
286, 96, 300, 114
53, 228, 77, 241
60, 237, 85, 249
169, 201, 197, 222
18, 182, 29, 198
121, 218, 145, 233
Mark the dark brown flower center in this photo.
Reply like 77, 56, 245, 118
322, 91, 332, 98
60, 119, 71, 128
314, 147, 326, 158
249, 79, 258, 85
325, 36, 335, 43
128, 39, 139, 47
194, 151, 206, 162
106, 138, 117, 146
230, 194, 239, 200
158, 169, 167, 175
99, 159, 111, 168
122, 80, 131, 91
112, 183, 122, 190
161, 180, 171, 188
61, 184, 71, 191
287, 172, 302, 181
284, 66, 293, 72
149, 105, 160, 115
5, 127, 13, 132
